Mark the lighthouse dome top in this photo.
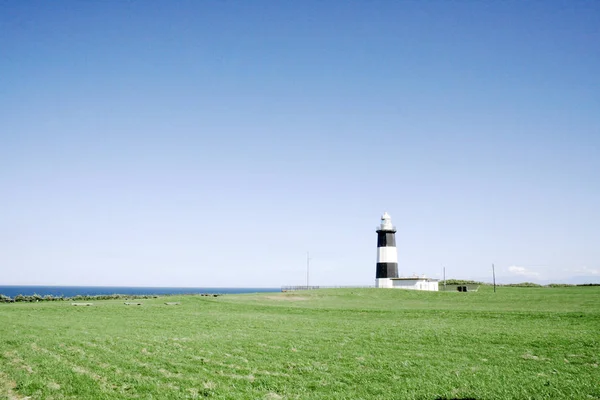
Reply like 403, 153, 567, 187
377, 212, 396, 232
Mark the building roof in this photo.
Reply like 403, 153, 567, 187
390, 277, 438, 281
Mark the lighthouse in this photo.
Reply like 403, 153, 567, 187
376, 212, 398, 288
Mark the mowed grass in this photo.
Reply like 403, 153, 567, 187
1, 287, 599, 400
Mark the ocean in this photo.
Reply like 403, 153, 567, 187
0, 286, 281, 299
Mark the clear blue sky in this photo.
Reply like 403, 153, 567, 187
1, 1, 599, 286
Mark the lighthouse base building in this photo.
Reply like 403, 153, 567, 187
385, 276, 438, 291
375, 213, 438, 291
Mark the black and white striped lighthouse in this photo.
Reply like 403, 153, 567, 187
376, 212, 398, 288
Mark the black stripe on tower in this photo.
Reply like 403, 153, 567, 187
376, 262, 398, 279
377, 232, 396, 247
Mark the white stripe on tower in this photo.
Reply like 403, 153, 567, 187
376, 212, 398, 288
377, 247, 398, 263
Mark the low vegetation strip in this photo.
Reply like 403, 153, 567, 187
0, 286, 599, 399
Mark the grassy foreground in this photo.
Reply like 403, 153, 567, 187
0, 287, 599, 400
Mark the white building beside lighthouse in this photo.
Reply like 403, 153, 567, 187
375, 212, 438, 291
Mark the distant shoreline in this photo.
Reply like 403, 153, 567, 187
0, 285, 281, 299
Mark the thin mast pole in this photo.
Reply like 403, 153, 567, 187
306, 252, 310, 289
492, 263, 496, 293
443, 267, 446, 291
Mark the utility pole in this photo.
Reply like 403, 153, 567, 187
492, 263, 496, 293
306, 252, 310, 289
443, 267, 446, 291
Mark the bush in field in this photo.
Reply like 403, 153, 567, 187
0, 294, 12, 303
439, 279, 485, 285
504, 282, 543, 287
14, 294, 26, 302
2, 292, 177, 303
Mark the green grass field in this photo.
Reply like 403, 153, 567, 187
1, 286, 599, 399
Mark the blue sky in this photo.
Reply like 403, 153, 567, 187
1, 1, 599, 286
